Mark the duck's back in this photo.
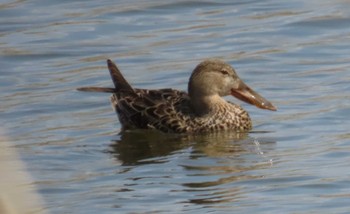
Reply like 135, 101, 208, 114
111, 88, 194, 133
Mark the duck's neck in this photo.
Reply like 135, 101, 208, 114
190, 94, 228, 116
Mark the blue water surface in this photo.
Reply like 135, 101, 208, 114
1, 0, 350, 213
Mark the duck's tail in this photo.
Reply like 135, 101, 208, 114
107, 59, 134, 92
77, 59, 134, 93
76, 86, 117, 93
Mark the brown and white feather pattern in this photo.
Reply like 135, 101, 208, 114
110, 88, 252, 133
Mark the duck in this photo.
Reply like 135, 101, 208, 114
77, 59, 276, 133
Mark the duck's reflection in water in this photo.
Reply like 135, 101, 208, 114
109, 130, 194, 165
109, 130, 276, 206
110, 130, 274, 164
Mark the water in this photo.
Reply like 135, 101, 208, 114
1, 0, 350, 213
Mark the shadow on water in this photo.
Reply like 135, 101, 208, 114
108, 130, 276, 207
110, 130, 276, 165
109, 130, 195, 165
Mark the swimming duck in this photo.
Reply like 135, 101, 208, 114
77, 59, 276, 133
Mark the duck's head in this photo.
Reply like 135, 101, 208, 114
188, 59, 276, 111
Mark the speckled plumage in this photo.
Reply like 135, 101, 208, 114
78, 59, 276, 133
110, 88, 252, 133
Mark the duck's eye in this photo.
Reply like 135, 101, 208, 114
220, 70, 229, 75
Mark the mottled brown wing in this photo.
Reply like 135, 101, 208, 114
111, 88, 193, 132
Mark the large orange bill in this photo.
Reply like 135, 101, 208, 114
231, 80, 277, 111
